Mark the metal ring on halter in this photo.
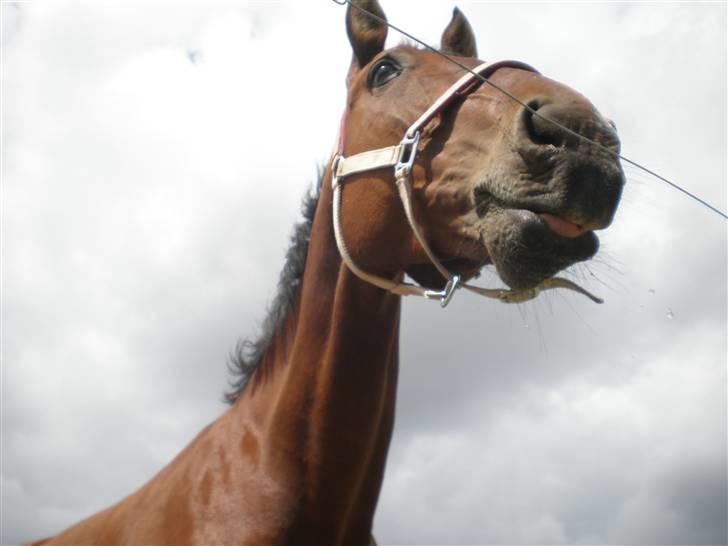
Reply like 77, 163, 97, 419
330, 156, 341, 190
424, 275, 460, 308
394, 131, 420, 181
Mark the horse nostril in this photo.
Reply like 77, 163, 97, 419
522, 99, 568, 148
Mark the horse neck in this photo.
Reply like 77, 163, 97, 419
236, 167, 402, 542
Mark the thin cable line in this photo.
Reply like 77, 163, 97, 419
334, 0, 727, 221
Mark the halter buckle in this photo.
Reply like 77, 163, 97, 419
330, 155, 342, 189
394, 131, 421, 181
424, 275, 461, 308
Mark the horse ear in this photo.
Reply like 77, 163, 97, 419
440, 7, 478, 58
346, 0, 388, 70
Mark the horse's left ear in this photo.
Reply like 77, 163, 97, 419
440, 7, 478, 58
346, 0, 388, 71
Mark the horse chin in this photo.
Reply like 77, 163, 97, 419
480, 208, 599, 290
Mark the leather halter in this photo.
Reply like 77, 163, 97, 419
331, 60, 603, 307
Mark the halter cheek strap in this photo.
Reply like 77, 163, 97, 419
331, 60, 603, 307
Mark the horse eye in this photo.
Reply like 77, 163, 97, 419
369, 59, 401, 88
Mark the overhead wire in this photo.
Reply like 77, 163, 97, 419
332, 0, 727, 221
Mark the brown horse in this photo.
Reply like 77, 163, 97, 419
28, 1, 623, 545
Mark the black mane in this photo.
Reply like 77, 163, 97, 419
225, 171, 323, 403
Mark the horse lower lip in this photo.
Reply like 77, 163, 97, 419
539, 213, 587, 238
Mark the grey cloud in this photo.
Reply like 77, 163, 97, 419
609, 457, 728, 545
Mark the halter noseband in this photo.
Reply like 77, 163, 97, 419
331, 60, 603, 307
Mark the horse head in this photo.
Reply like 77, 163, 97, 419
336, 0, 624, 294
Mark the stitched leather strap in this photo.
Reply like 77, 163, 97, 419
404, 60, 538, 138
334, 146, 401, 180
334, 61, 524, 177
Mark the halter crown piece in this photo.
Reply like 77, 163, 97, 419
331, 60, 603, 308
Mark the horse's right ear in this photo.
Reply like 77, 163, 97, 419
346, 0, 388, 72
440, 7, 478, 58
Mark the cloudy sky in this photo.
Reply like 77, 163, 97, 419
2, 1, 726, 545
